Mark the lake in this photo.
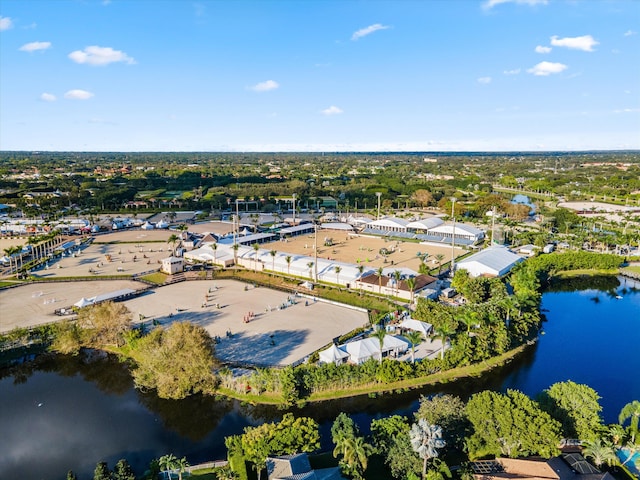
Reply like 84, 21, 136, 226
1, 276, 638, 479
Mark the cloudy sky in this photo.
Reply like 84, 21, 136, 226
0, 0, 638, 152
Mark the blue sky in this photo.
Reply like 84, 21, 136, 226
1, 0, 639, 152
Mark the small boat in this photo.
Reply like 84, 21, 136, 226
615, 295, 623, 299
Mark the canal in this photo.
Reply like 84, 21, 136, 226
1, 276, 638, 479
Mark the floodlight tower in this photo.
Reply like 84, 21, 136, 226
376, 192, 382, 220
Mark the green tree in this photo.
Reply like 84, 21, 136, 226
335, 435, 373, 480
242, 413, 320, 480
465, 390, 561, 459
335, 265, 342, 285
113, 459, 136, 480
538, 381, 604, 441
416, 394, 469, 451
582, 438, 617, 468
619, 400, 640, 444
159, 454, 179, 480
371, 415, 411, 453
332, 412, 359, 445
167, 233, 180, 256
406, 276, 417, 304
269, 249, 277, 271
252, 243, 260, 271
132, 322, 216, 399
93, 461, 111, 480
285, 255, 292, 275
377, 266, 385, 294
405, 330, 423, 364
66, 471, 78, 480
50, 319, 83, 355
78, 301, 132, 348
371, 327, 387, 364
433, 325, 454, 360
435, 254, 445, 275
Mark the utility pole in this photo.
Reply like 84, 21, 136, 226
376, 192, 382, 221
450, 198, 456, 276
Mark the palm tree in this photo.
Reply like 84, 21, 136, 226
211, 242, 218, 266
409, 419, 446, 479
269, 249, 277, 271
433, 326, 454, 360
158, 454, 178, 480
377, 266, 384, 294
582, 438, 617, 469
405, 330, 423, 364
307, 261, 314, 280
435, 254, 445, 275
619, 400, 640, 444
458, 310, 478, 334
232, 243, 239, 266
336, 436, 373, 480
285, 255, 292, 276
174, 457, 190, 480
335, 266, 342, 285
252, 243, 260, 271
371, 327, 387, 364
406, 276, 416, 305
357, 264, 365, 295
167, 234, 180, 256
393, 270, 402, 298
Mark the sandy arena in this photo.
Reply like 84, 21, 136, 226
0, 279, 368, 367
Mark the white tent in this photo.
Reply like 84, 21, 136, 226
398, 319, 433, 337
74, 297, 93, 308
156, 220, 169, 229
319, 344, 349, 365
141, 221, 155, 230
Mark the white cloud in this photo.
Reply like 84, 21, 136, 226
477, 76, 492, 84
624, 30, 636, 37
527, 61, 568, 76
0, 16, 13, 31
321, 106, 343, 115
40, 93, 56, 102
68, 46, 135, 66
19, 41, 52, 52
351, 23, 390, 41
64, 89, 94, 100
250, 80, 279, 92
550, 35, 599, 52
503, 68, 521, 75
613, 108, 640, 113
535, 45, 551, 54
483, 0, 548, 10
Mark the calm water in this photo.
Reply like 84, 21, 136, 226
1, 277, 638, 480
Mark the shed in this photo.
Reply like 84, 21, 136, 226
161, 256, 184, 274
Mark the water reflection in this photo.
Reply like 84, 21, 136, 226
1, 277, 638, 480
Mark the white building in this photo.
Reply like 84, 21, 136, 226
455, 245, 523, 277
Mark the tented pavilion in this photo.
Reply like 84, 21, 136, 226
319, 344, 349, 365
455, 245, 524, 277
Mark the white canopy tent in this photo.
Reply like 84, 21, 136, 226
398, 319, 433, 337
319, 344, 349, 365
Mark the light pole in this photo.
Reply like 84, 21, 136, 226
292, 193, 297, 225
314, 221, 318, 282
450, 198, 456, 276
376, 192, 382, 220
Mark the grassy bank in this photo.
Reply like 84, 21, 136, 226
306, 342, 532, 403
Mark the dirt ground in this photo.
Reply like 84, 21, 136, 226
266, 232, 464, 274
0, 279, 368, 367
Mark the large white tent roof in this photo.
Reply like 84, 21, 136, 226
319, 344, 349, 364
406, 217, 444, 230
368, 217, 409, 229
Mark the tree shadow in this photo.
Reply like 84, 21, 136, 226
215, 329, 311, 367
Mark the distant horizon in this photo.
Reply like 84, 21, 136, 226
1, 148, 639, 155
